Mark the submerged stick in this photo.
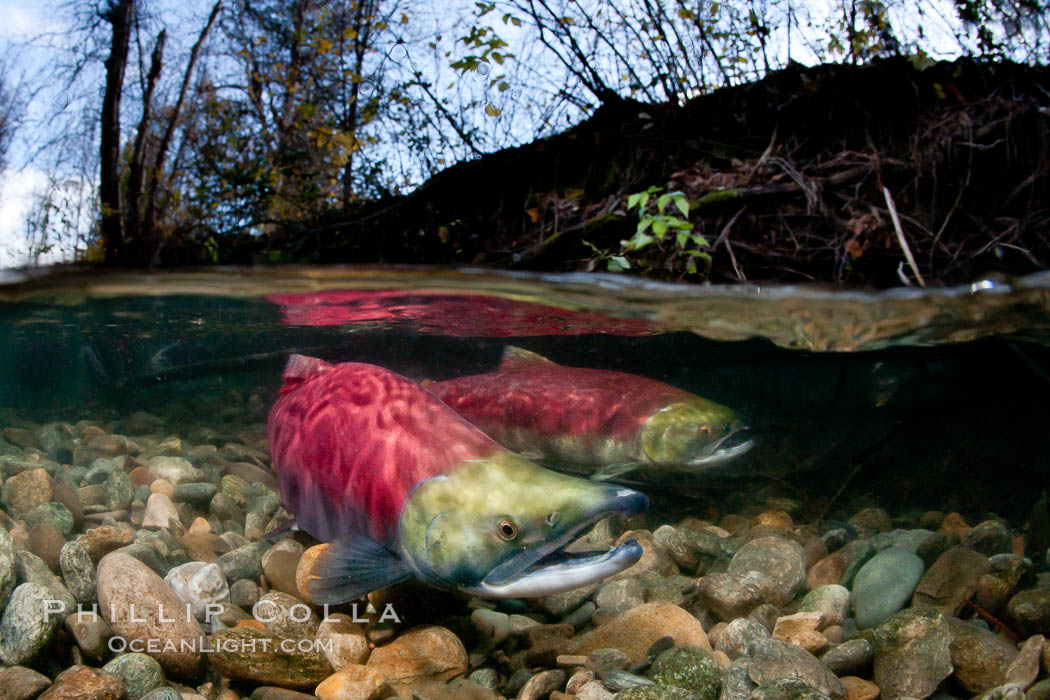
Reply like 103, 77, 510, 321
883, 186, 926, 288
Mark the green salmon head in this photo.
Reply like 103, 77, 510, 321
641, 399, 754, 466
397, 453, 647, 597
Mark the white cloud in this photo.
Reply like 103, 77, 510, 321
0, 166, 47, 268
0, 4, 48, 41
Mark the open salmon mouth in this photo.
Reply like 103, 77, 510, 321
689, 426, 755, 466
468, 488, 647, 597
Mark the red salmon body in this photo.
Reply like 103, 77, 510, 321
426, 351, 695, 452
267, 355, 502, 544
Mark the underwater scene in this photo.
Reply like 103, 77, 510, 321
0, 267, 1049, 700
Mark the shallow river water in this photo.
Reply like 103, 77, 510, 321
0, 266, 1047, 700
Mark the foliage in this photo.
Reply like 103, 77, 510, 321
614, 186, 710, 274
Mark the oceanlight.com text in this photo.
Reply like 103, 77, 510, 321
107, 635, 335, 654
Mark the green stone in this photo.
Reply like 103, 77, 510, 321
103, 652, 165, 700
646, 645, 721, 700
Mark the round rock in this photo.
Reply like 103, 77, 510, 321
647, 645, 721, 700
25, 502, 75, 537
798, 585, 850, 627
0, 527, 15, 609
870, 607, 953, 700
0, 665, 51, 700
2, 468, 52, 518
103, 652, 165, 700
230, 578, 261, 609
147, 457, 201, 486
27, 522, 66, 572
316, 613, 371, 670
0, 582, 64, 665
38, 664, 125, 700
97, 552, 205, 677
103, 469, 134, 512
715, 618, 770, 660
254, 590, 320, 638
567, 601, 711, 664
748, 638, 843, 700
208, 626, 333, 689
728, 537, 806, 606
59, 541, 97, 604
164, 561, 230, 621
141, 493, 181, 529
366, 625, 468, 689
314, 665, 388, 700
852, 547, 924, 629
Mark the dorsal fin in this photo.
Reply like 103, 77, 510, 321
280, 354, 333, 394
498, 346, 558, 371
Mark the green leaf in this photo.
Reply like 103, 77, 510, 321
607, 256, 630, 272
625, 232, 654, 250
657, 193, 671, 213
674, 195, 690, 218
636, 218, 653, 236
638, 192, 650, 209
677, 231, 688, 248
627, 193, 640, 210
692, 233, 710, 248
652, 218, 668, 238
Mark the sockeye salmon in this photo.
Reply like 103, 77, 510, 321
267, 354, 648, 604
425, 346, 753, 482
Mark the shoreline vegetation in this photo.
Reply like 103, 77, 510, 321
97, 57, 1050, 288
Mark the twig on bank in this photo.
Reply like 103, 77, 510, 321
883, 185, 926, 288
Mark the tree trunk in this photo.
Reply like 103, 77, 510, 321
340, 0, 375, 207
125, 29, 166, 250
142, 0, 222, 260
100, 0, 135, 263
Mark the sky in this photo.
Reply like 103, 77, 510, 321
0, 0, 50, 267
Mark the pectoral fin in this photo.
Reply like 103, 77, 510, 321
262, 518, 299, 539
306, 535, 414, 604
590, 462, 643, 482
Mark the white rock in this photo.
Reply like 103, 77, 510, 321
576, 681, 616, 700
147, 456, 202, 486
141, 493, 181, 529
164, 561, 230, 621
471, 608, 510, 646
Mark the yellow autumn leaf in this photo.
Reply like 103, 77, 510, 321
317, 38, 333, 54
484, 103, 502, 117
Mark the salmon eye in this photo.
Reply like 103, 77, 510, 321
698, 425, 710, 436
497, 518, 518, 540
545, 512, 560, 527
